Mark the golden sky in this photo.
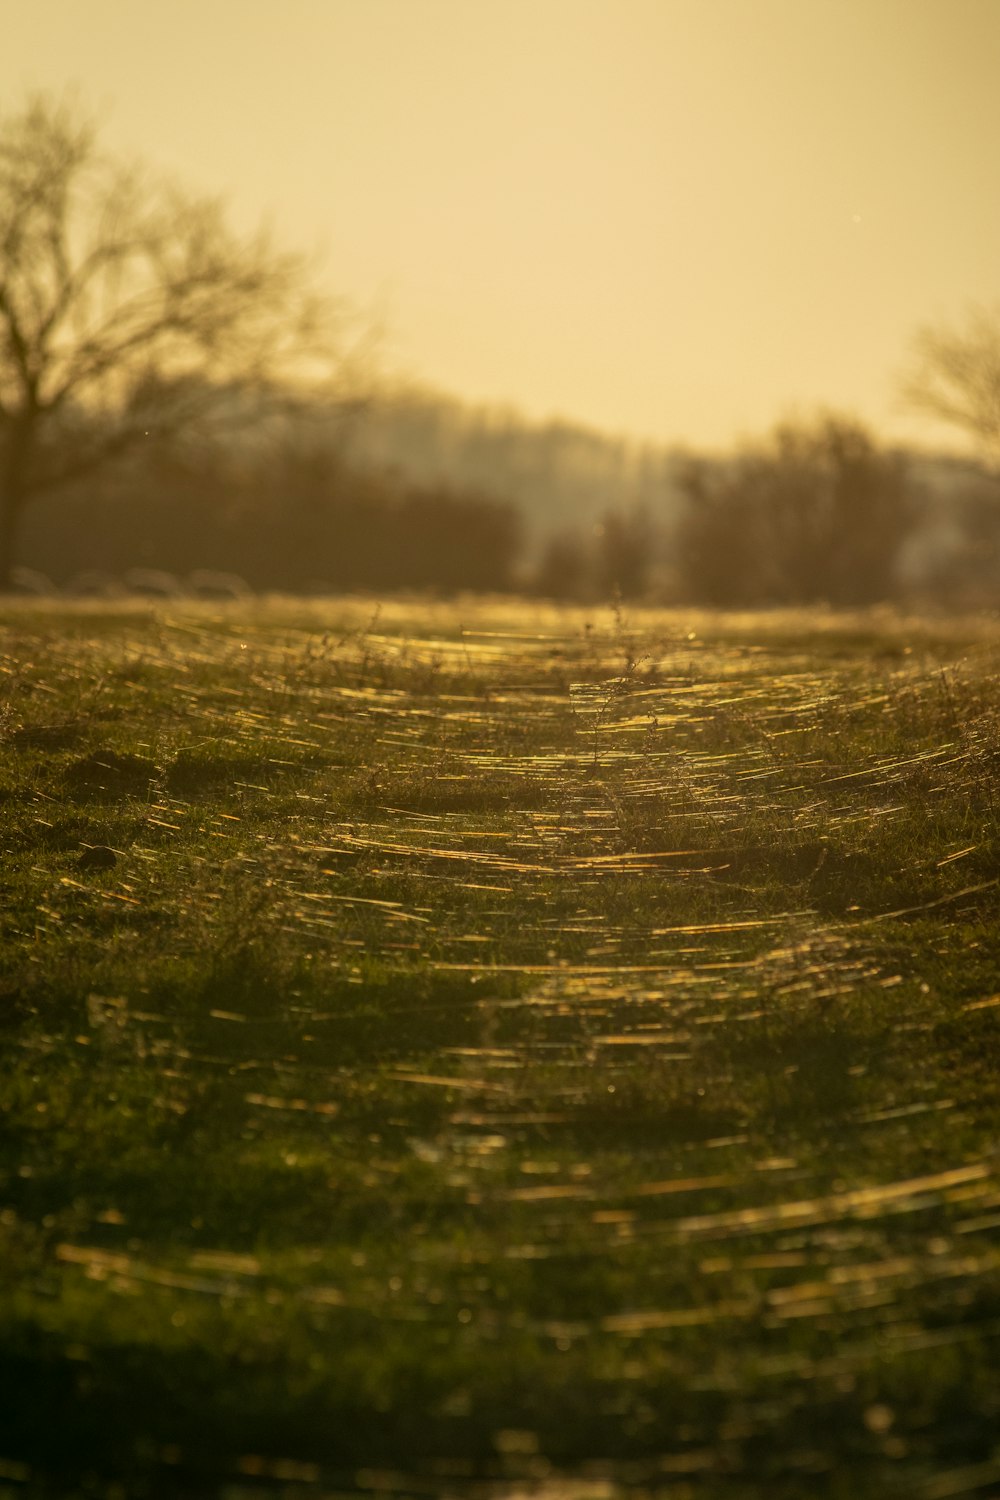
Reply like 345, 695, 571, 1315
5, 0, 999, 451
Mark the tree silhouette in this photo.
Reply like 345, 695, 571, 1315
0, 95, 346, 588
676, 415, 913, 606
903, 306, 1000, 473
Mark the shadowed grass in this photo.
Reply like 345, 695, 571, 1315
1, 597, 999, 1498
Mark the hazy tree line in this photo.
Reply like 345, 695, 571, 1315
4, 95, 1000, 607
15, 400, 1000, 607
19, 436, 523, 594
340, 386, 681, 545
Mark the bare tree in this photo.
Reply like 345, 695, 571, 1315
0, 95, 351, 588
902, 305, 1000, 472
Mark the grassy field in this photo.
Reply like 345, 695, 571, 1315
1, 595, 999, 1500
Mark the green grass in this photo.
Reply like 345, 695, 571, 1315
1, 595, 999, 1499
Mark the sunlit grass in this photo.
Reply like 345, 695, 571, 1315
1, 596, 999, 1498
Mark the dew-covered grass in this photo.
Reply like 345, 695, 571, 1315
1, 595, 999, 1499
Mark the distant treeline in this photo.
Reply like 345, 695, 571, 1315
22, 445, 522, 595
18, 394, 1000, 606
339, 385, 682, 545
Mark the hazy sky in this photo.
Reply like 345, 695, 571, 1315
5, 0, 999, 452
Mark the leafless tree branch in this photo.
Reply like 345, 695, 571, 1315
0, 93, 361, 585
901, 306, 1000, 472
